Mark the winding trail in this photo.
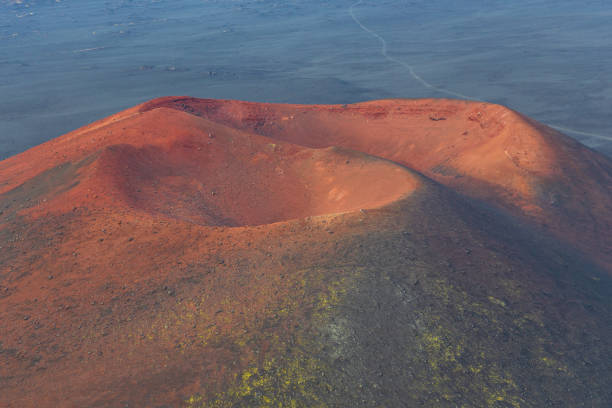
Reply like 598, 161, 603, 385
349, 0, 612, 142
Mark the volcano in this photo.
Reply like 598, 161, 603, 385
1, 97, 611, 407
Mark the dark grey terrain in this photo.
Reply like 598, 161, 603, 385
1, 0, 611, 159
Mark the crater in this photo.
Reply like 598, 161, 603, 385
70, 111, 420, 227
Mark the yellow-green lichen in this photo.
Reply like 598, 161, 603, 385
413, 276, 526, 407
183, 269, 357, 407
188, 354, 331, 408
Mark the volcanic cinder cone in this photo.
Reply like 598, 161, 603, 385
1, 97, 611, 407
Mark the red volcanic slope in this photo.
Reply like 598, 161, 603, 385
0, 97, 611, 407
138, 97, 612, 270
0, 107, 417, 226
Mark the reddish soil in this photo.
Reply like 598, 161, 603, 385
1, 97, 611, 407
138, 97, 612, 270
0, 107, 417, 227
